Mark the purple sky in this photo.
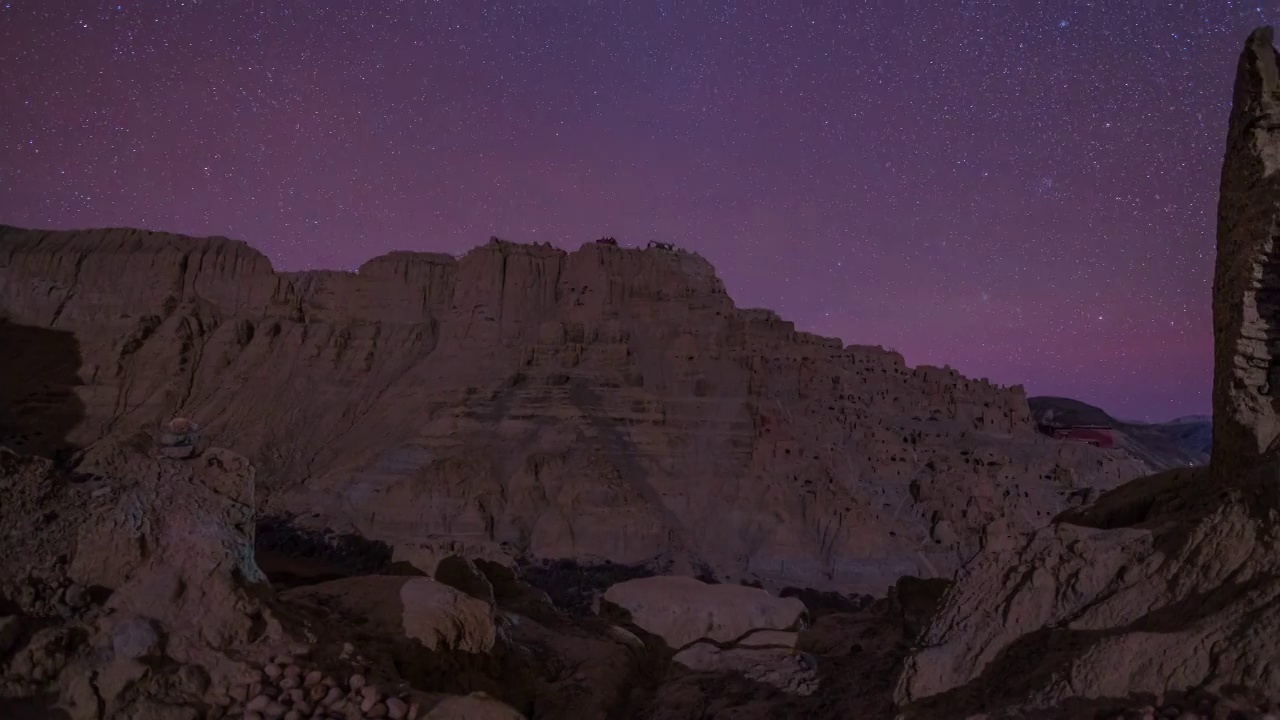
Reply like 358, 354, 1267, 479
1, 2, 1268, 421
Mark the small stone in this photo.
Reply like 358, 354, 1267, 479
348, 674, 366, 691
407, 702, 420, 720
309, 685, 328, 702
284, 711, 301, 720
304, 670, 323, 688
361, 695, 377, 713
244, 713, 264, 720
361, 686, 381, 702
230, 685, 249, 703
323, 687, 344, 706
247, 694, 271, 711
265, 701, 288, 719
265, 664, 283, 680
274, 655, 296, 666
285, 664, 303, 678
385, 698, 407, 719
281, 676, 300, 690
367, 702, 387, 718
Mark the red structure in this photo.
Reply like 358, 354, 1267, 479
1041, 423, 1115, 449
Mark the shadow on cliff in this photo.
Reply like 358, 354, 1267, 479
0, 319, 86, 464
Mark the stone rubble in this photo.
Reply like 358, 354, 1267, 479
214, 654, 423, 720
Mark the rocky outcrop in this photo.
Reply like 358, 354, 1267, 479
0, 227, 1145, 595
893, 466, 1280, 715
893, 27, 1280, 718
0, 441, 299, 719
1213, 26, 1280, 481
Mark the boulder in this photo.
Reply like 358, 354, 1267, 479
0, 440, 288, 717
282, 575, 497, 654
66, 444, 273, 651
420, 692, 526, 719
601, 575, 807, 648
672, 641, 819, 696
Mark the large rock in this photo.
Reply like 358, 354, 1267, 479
70, 444, 270, 649
281, 575, 497, 653
604, 575, 820, 697
0, 227, 1144, 594
894, 465, 1280, 713
1213, 26, 1280, 481
420, 692, 526, 719
0, 441, 290, 718
893, 27, 1280, 717
602, 575, 806, 649
671, 634, 819, 697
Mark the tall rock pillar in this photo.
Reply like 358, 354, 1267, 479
1212, 26, 1280, 481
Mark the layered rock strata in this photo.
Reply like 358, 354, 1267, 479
0, 229, 1143, 594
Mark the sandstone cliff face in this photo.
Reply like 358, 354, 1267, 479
0, 226, 1143, 594
894, 27, 1280, 717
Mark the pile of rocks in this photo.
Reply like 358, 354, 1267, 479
157, 416, 201, 459
217, 654, 420, 720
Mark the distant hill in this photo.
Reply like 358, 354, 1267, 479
1028, 396, 1210, 471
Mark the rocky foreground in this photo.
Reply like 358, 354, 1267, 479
0, 441, 1272, 719
3, 22, 1280, 720
0, 437, 957, 719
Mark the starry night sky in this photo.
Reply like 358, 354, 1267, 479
0, 2, 1271, 421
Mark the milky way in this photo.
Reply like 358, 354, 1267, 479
1, 1, 1271, 420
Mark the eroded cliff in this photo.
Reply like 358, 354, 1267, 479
0, 226, 1143, 594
